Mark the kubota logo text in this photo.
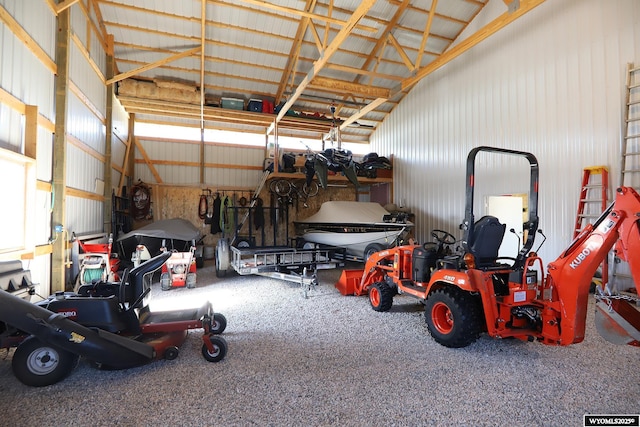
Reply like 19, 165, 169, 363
569, 242, 599, 269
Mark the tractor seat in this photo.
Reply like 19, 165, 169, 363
468, 215, 506, 268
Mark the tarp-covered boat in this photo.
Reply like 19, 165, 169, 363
294, 201, 412, 259
117, 218, 202, 262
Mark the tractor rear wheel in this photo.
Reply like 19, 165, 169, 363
369, 282, 393, 312
424, 287, 483, 348
12, 337, 79, 387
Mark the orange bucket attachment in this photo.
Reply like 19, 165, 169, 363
335, 269, 364, 296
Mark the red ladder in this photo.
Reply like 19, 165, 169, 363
573, 166, 609, 238
573, 166, 609, 287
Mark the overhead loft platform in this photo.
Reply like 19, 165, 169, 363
116, 96, 373, 144
268, 171, 392, 186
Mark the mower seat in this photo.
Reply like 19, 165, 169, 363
128, 252, 172, 309
468, 215, 506, 268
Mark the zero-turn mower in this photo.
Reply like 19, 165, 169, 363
0, 252, 228, 386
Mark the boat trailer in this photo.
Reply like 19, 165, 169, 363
216, 240, 345, 298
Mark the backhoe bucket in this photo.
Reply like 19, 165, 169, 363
335, 269, 364, 296
594, 299, 640, 346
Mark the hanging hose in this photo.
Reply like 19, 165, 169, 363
82, 267, 105, 285
207, 194, 214, 218
198, 194, 208, 219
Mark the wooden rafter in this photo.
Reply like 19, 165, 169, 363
118, 131, 134, 197
322, 0, 334, 49
276, 0, 316, 103
309, 77, 389, 99
89, 0, 511, 142
308, 20, 324, 55
269, 0, 377, 131
105, 47, 200, 86
367, 36, 389, 86
89, 0, 110, 54
55, 0, 81, 14
329, 0, 408, 125
232, 0, 378, 33
398, 0, 546, 93
414, 0, 438, 70
326, 64, 403, 82
99, 0, 452, 68
339, 98, 387, 130
358, 0, 411, 80
200, 0, 206, 109
104, 13, 441, 84
199, 0, 206, 184
133, 137, 163, 184
388, 33, 414, 71
0, 5, 56, 73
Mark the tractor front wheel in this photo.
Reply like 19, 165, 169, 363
369, 282, 394, 312
424, 287, 482, 348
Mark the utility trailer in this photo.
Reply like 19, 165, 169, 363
216, 240, 345, 298
213, 171, 347, 297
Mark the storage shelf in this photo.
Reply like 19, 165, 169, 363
268, 172, 392, 184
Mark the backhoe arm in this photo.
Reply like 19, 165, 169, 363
545, 187, 640, 345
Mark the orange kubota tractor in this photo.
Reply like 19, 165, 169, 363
337, 146, 640, 348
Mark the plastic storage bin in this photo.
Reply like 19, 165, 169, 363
221, 97, 244, 110
248, 99, 263, 112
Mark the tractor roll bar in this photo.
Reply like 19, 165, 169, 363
462, 146, 540, 267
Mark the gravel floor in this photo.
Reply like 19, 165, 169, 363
0, 261, 638, 426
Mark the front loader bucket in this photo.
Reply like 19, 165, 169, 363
335, 269, 364, 296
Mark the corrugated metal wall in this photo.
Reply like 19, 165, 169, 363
111, 97, 130, 192
370, 0, 640, 262
1, 1, 114, 292
66, 4, 108, 236
0, 0, 56, 293
135, 138, 266, 188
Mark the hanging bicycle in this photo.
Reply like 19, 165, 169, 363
270, 178, 319, 208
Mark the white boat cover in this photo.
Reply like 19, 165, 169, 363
298, 201, 392, 224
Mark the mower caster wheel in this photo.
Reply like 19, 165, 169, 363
164, 346, 179, 360
201, 335, 228, 363
211, 313, 227, 334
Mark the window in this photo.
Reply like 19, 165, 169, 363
134, 123, 371, 156
0, 148, 36, 255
